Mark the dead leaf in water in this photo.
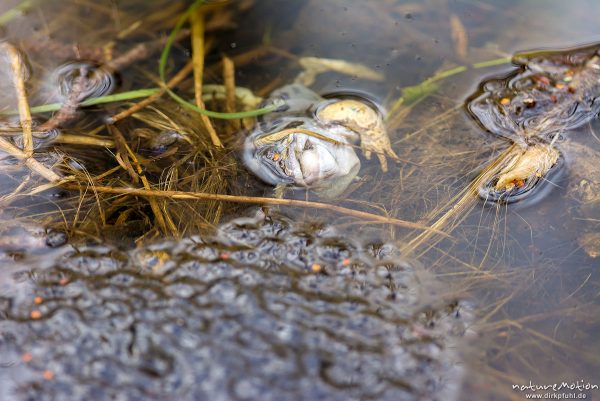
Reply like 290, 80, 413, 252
296, 56, 384, 86
450, 14, 468, 59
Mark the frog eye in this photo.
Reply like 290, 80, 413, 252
272, 153, 281, 161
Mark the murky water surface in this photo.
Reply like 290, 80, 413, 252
0, 1, 599, 400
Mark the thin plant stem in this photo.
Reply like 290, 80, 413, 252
61, 183, 448, 234
159, 0, 280, 120
0, 0, 36, 26
388, 56, 512, 115
1, 88, 162, 115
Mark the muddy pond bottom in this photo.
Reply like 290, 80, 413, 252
0, 213, 468, 401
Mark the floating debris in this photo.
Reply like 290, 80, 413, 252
467, 45, 600, 203
494, 144, 559, 192
296, 56, 384, 86
478, 144, 561, 203
468, 45, 600, 144
450, 14, 468, 59
578, 232, 600, 258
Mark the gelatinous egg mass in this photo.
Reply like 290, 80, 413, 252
466, 45, 600, 204
468, 45, 600, 143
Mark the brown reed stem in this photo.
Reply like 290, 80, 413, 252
1, 42, 34, 157
0, 136, 61, 182
191, 9, 222, 147
222, 55, 240, 131
60, 183, 447, 234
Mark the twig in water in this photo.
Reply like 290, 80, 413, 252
108, 125, 138, 184
0, 136, 61, 182
222, 55, 240, 131
55, 133, 114, 148
60, 184, 448, 234
104, 29, 191, 73
37, 66, 87, 132
1, 42, 34, 156
450, 14, 468, 60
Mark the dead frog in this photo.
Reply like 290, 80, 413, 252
243, 84, 398, 198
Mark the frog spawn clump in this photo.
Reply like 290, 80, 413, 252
0, 213, 469, 401
468, 45, 600, 203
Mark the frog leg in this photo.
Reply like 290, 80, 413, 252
316, 99, 399, 172
358, 123, 399, 172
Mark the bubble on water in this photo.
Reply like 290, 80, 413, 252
11, 126, 60, 150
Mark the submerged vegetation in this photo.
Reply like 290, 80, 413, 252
0, 1, 599, 400
0, 0, 457, 238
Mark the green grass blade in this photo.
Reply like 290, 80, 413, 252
0, 0, 36, 26
165, 88, 279, 119
2, 88, 161, 115
159, 0, 281, 120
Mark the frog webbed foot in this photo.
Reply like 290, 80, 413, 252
359, 128, 400, 173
